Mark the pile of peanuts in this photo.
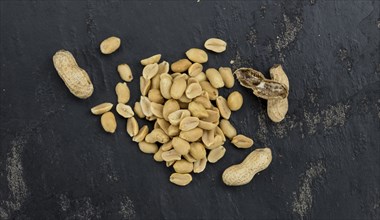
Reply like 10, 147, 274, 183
92, 37, 254, 186
53, 36, 274, 187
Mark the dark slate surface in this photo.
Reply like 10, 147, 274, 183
1, 0, 379, 219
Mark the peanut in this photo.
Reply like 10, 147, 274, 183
183, 153, 197, 163
138, 141, 158, 154
151, 72, 161, 89
153, 148, 164, 162
140, 96, 152, 117
231, 134, 254, 148
198, 120, 217, 130
171, 59, 192, 73
169, 173, 192, 186
179, 128, 203, 142
117, 64, 133, 82
219, 67, 234, 88
156, 118, 170, 135
150, 102, 164, 118
132, 125, 149, 142
188, 101, 208, 118
202, 129, 215, 147
185, 48, 208, 63
115, 82, 130, 104
185, 82, 203, 99
160, 73, 173, 99
222, 148, 272, 186
91, 103, 113, 115
188, 63, 203, 76
194, 71, 207, 82
193, 158, 207, 173
204, 38, 227, 53
172, 137, 191, 155
162, 149, 181, 162
216, 96, 231, 119
101, 112, 117, 133
100, 36, 121, 54
219, 119, 236, 139
267, 64, 289, 122
158, 61, 170, 74
207, 146, 226, 163
227, 91, 243, 111
140, 76, 151, 96
52, 50, 94, 99
193, 91, 212, 109
206, 68, 224, 88
173, 160, 194, 173
148, 89, 164, 104
168, 110, 191, 126
179, 116, 199, 131
170, 75, 187, 99
126, 117, 139, 137
116, 103, 134, 118
134, 102, 145, 118
161, 141, 173, 151
145, 128, 170, 144
200, 81, 218, 100
168, 125, 180, 137
140, 54, 161, 65
142, 63, 159, 80
189, 142, 206, 160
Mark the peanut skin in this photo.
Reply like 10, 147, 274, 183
222, 148, 272, 186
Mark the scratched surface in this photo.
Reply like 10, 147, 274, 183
0, 0, 379, 219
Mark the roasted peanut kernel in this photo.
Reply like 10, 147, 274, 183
100, 36, 121, 54
126, 117, 139, 137
194, 72, 207, 82
162, 149, 181, 162
185, 48, 208, 63
140, 54, 161, 65
193, 158, 207, 173
148, 89, 164, 104
172, 137, 191, 155
189, 142, 206, 160
219, 119, 237, 139
158, 61, 170, 74
204, 38, 227, 53
116, 103, 134, 118
140, 96, 152, 117
200, 81, 218, 100
168, 125, 180, 137
91, 103, 113, 115
179, 116, 200, 131
117, 64, 133, 82
179, 128, 203, 142
185, 82, 203, 99
227, 91, 243, 111
153, 147, 164, 162
160, 73, 173, 99
115, 82, 130, 104
170, 76, 187, 100
207, 146, 226, 163
206, 68, 224, 88
139, 141, 158, 154
219, 67, 234, 88
134, 102, 145, 118
231, 134, 254, 148
132, 125, 149, 143
171, 59, 192, 73
188, 63, 203, 76
173, 160, 194, 173
101, 112, 117, 133
216, 96, 231, 119
188, 102, 209, 118
150, 102, 164, 118
140, 76, 151, 96
145, 128, 170, 144
142, 63, 159, 80
170, 173, 192, 186
168, 109, 191, 126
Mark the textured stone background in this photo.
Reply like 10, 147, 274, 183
0, 0, 379, 219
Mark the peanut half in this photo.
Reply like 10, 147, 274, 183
227, 91, 243, 111
171, 59, 192, 73
267, 64, 289, 122
219, 67, 234, 88
117, 64, 133, 82
101, 112, 117, 133
116, 103, 134, 118
185, 48, 208, 63
100, 36, 121, 54
91, 103, 113, 115
126, 117, 139, 137
170, 173, 192, 186
206, 68, 224, 88
231, 134, 254, 148
204, 38, 227, 53
53, 50, 94, 99
115, 82, 130, 104
222, 148, 272, 186
207, 146, 226, 163
141, 54, 161, 65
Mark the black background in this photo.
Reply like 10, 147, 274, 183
1, 0, 379, 219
